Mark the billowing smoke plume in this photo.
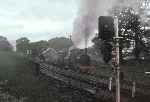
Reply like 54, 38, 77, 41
72, 0, 117, 48
72, 0, 144, 49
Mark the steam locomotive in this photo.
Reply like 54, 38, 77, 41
39, 47, 96, 74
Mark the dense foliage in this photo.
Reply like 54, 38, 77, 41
0, 51, 57, 102
94, 7, 150, 63
29, 40, 49, 57
16, 37, 73, 57
48, 37, 73, 50
16, 37, 30, 54
0, 36, 13, 51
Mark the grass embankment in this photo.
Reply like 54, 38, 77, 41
0, 51, 149, 101
95, 60, 150, 84
0, 51, 58, 102
0, 51, 34, 80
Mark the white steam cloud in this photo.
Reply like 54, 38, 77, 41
72, 0, 144, 48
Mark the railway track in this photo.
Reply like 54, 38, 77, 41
38, 62, 150, 102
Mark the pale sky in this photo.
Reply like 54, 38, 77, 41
0, 0, 78, 41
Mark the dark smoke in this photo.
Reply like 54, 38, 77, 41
72, 0, 144, 49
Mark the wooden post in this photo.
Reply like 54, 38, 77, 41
114, 16, 123, 102
132, 81, 136, 98
109, 77, 112, 91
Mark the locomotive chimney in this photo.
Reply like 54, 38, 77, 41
85, 48, 88, 55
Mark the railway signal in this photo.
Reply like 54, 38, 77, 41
98, 16, 122, 102
98, 16, 114, 63
101, 41, 113, 63
98, 16, 115, 41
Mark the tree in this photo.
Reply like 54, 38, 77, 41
93, 7, 149, 63
16, 37, 30, 54
0, 36, 13, 51
29, 40, 49, 57
48, 37, 73, 50
0, 51, 55, 102
111, 7, 148, 61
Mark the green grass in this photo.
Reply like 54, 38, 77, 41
0, 51, 149, 101
0, 51, 35, 80
95, 60, 150, 84
0, 51, 58, 102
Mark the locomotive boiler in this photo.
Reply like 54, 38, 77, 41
40, 47, 96, 74
66, 48, 96, 74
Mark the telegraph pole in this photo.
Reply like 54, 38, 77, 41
114, 16, 122, 102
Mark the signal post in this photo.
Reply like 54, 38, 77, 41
113, 16, 123, 102
98, 16, 122, 102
